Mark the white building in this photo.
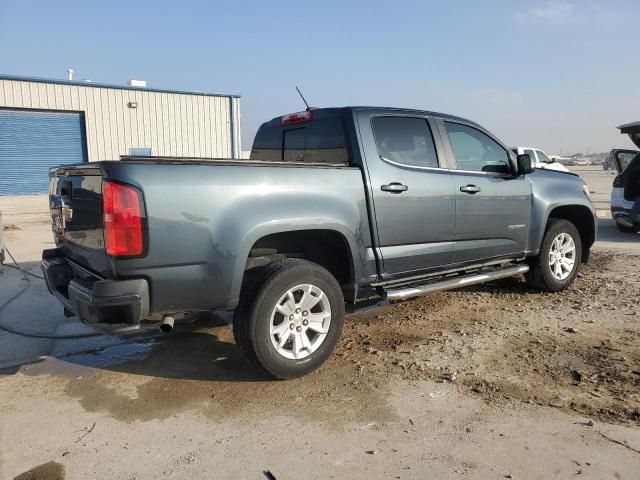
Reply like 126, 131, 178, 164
0, 74, 241, 195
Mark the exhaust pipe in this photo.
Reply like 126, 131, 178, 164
160, 316, 175, 334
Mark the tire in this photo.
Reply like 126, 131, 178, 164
616, 221, 640, 233
233, 258, 345, 379
525, 219, 582, 292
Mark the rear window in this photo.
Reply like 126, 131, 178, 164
251, 118, 349, 164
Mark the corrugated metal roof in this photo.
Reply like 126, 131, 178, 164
0, 73, 241, 99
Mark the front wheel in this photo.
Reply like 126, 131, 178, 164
233, 259, 345, 379
525, 219, 582, 292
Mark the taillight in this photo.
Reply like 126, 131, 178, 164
613, 175, 623, 188
103, 181, 144, 257
282, 110, 312, 125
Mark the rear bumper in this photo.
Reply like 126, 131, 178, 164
611, 187, 639, 226
612, 201, 640, 227
41, 248, 149, 334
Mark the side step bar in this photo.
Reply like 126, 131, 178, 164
384, 264, 529, 301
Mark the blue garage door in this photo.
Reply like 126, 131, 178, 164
0, 109, 87, 195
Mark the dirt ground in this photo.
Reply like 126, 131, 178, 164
342, 252, 640, 424
1, 169, 640, 479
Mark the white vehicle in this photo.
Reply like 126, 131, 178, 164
609, 122, 640, 233
572, 159, 591, 166
512, 147, 570, 173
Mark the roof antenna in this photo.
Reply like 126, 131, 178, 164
296, 86, 312, 111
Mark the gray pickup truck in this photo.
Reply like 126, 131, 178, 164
42, 106, 596, 378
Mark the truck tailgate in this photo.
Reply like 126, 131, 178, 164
49, 164, 113, 278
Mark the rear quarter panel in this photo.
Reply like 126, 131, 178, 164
100, 162, 373, 314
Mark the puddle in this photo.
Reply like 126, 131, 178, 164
21, 324, 394, 426
0, 264, 162, 372
13, 461, 65, 480
16, 339, 156, 379
58, 338, 157, 368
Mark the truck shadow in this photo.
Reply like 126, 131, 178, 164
0, 255, 266, 381
99, 321, 267, 383
456, 276, 534, 295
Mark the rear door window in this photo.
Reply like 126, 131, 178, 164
371, 117, 439, 168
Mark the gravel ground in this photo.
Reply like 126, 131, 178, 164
338, 252, 640, 425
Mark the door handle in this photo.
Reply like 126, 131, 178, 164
381, 182, 408, 194
460, 184, 481, 194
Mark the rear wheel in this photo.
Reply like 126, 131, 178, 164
526, 219, 582, 292
615, 221, 640, 233
233, 259, 345, 379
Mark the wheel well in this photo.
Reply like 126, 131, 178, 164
247, 230, 354, 287
548, 205, 596, 256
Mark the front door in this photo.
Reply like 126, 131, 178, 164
438, 119, 532, 264
357, 112, 456, 276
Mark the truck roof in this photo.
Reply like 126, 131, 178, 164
261, 106, 481, 128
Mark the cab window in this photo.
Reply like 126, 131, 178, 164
444, 122, 510, 174
371, 117, 439, 168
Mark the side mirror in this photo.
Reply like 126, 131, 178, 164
517, 154, 535, 175
549, 157, 556, 163
482, 163, 511, 174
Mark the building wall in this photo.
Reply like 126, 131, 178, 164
0, 78, 240, 161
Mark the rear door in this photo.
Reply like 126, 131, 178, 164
356, 111, 455, 276
437, 119, 532, 264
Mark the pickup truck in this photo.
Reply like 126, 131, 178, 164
42, 106, 597, 379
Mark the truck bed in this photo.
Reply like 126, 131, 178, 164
48, 159, 374, 315
117, 155, 352, 168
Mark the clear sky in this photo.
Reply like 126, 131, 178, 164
1, 0, 638, 154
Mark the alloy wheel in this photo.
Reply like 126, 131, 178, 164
548, 233, 576, 280
269, 284, 332, 360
